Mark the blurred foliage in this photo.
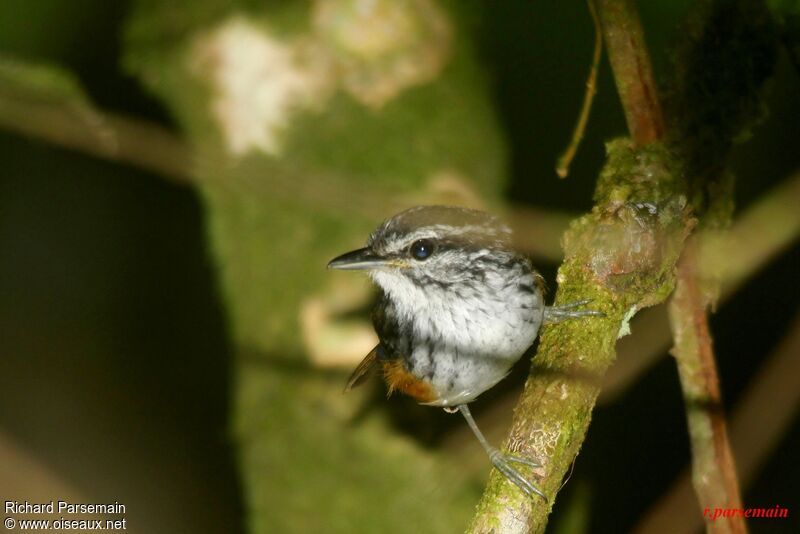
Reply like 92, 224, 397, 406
768, 0, 800, 68
666, 0, 777, 244
0, 55, 90, 104
124, 0, 505, 350
124, 0, 507, 532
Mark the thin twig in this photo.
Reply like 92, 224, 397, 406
668, 244, 746, 534
596, 0, 664, 145
636, 310, 800, 533
0, 90, 193, 182
555, 0, 603, 178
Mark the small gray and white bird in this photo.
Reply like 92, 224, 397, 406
328, 205, 600, 499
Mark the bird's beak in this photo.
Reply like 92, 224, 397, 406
327, 247, 389, 270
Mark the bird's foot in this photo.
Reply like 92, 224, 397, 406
544, 299, 604, 324
487, 447, 546, 501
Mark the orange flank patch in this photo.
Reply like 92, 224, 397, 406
381, 359, 438, 403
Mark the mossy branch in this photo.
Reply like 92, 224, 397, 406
468, 140, 691, 533
468, 1, 681, 530
468, 0, 778, 530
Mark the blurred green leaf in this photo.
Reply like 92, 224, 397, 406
124, 1, 509, 532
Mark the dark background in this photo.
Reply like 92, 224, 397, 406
1, 1, 798, 532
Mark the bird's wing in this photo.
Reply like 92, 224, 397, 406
344, 344, 381, 393
534, 271, 548, 296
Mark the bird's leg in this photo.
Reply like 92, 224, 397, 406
457, 404, 546, 500
544, 299, 604, 324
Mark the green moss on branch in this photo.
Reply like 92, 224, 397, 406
467, 140, 691, 533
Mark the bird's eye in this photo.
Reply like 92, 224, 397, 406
409, 239, 435, 261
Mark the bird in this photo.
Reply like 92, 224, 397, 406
327, 205, 601, 499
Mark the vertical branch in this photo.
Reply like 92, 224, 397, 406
467, 2, 684, 532
636, 310, 800, 533
668, 244, 745, 534
596, 0, 664, 144
660, 2, 778, 530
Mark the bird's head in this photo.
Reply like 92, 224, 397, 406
327, 206, 521, 292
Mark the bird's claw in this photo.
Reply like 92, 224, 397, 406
487, 447, 547, 501
544, 299, 605, 324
